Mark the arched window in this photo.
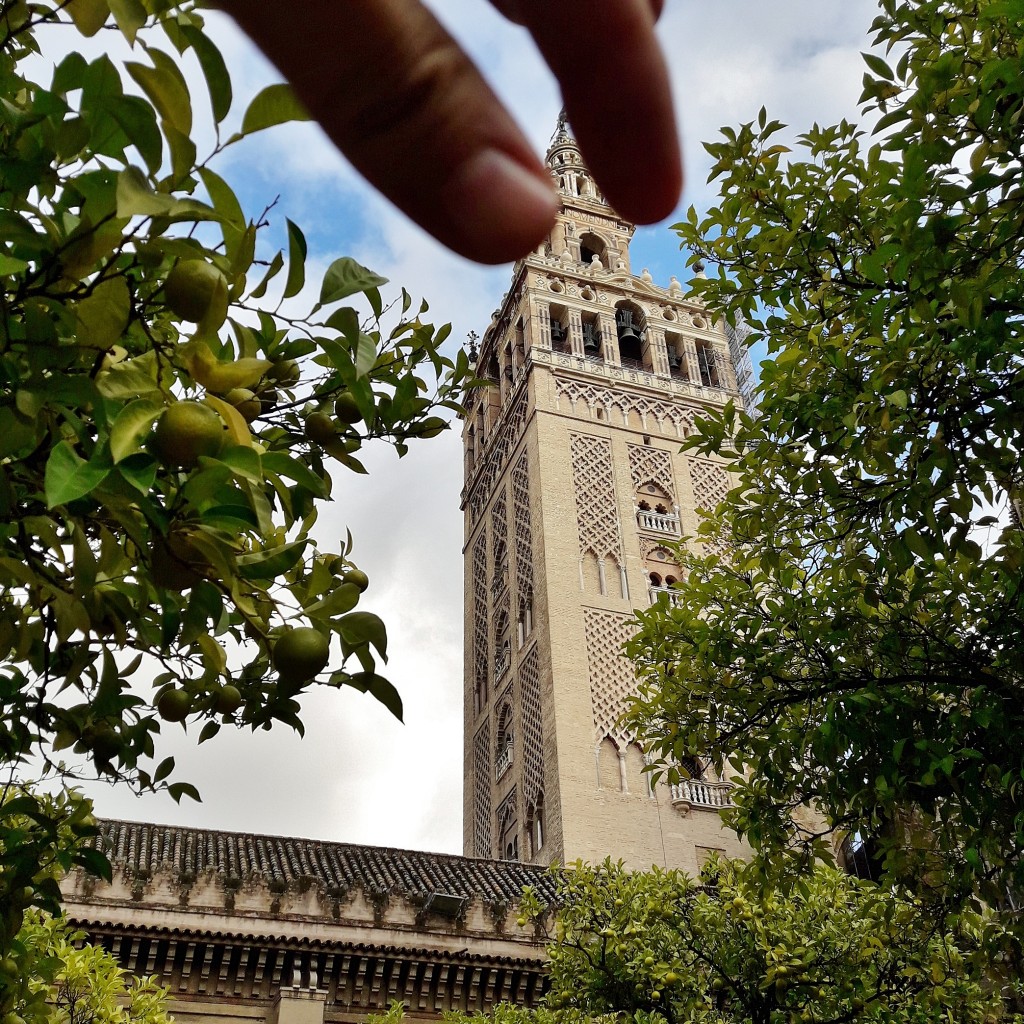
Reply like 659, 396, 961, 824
581, 312, 601, 359
579, 232, 607, 267
615, 302, 646, 368
665, 330, 686, 378
517, 592, 533, 647
549, 303, 569, 353
496, 702, 514, 756
534, 793, 545, 853
695, 339, 720, 387
598, 736, 621, 791
498, 798, 519, 862
649, 572, 663, 587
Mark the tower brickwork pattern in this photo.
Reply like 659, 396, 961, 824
462, 116, 752, 872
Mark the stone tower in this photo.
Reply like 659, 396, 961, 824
461, 117, 750, 873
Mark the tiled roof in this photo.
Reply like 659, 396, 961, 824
93, 819, 559, 904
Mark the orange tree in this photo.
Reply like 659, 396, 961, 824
627, 0, 1024, 923
0, 0, 474, 953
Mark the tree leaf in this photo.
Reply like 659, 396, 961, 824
110, 397, 164, 462
320, 256, 388, 305
45, 441, 111, 508
108, 0, 146, 43
349, 672, 403, 722
337, 610, 387, 659
66, 0, 110, 36
236, 540, 307, 580
239, 83, 311, 136
75, 276, 131, 351
284, 218, 306, 299
182, 23, 232, 124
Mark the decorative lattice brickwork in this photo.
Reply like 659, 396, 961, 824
472, 533, 488, 703
687, 458, 733, 555
511, 454, 534, 600
491, 487, 509, 593
569, 433, 622, 561
519, 645, 544, 806
473, 723, 491, 857
583, 608, 638, 747
555, 376, 695, 437
627, 443, 676, 500
688, 458, 731, 511
469, 394, 529, 524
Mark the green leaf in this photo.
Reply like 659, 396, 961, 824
45, 441, 111, 508
337, 610, 388, 659
66, 0, 110, 36
182, 23, 232, 124
239, 83, 311, 136
236, 540, 308, 580
108, 0, 146, 43
261, 450, 328, 497
0, 255, 29, 275
110, 397, 164, 463
305, 583, 361, 621
349, 672, 403, 722
320, 257, 388, 305
75, 276, 131, 350
126, 49, 192, 136
199, 167, 245, 261
354, 333, 376, 379
284, 218, 307, 299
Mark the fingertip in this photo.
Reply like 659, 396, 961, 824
441, 149, 559, 264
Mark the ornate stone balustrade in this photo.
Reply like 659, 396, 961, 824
670, 779, 733, 811
636, 508, 680, 534
648, 584, 681, 606
495, 745, 513, 782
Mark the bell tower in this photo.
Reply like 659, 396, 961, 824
461, 117, 751, 872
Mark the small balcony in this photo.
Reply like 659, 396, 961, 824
670, 779, 733, 812
649, 584, 681, 606
636, 508, 680, 535
495, 744, 513, 782
492, 564, 509, 598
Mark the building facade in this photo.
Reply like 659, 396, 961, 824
461, 118, 751, 874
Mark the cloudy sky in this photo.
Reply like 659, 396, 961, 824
82, 0, 881, 853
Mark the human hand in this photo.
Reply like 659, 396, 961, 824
219, 0, 681, 265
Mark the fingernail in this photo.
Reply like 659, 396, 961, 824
445, 148, 558, 262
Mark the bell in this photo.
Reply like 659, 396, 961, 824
667, 348, 681, 371
615, 309, 643, 346
550, 320, 567, 346
582, 323, 600, 355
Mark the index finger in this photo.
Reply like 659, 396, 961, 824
512, 0, 682, 225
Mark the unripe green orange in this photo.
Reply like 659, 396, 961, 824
225, 388, 261, 422
273, 627, 330, 684
215, 684, 243, 714
164, 260, 227, 323
334, 391, 362, 424
343, 568, 370, 592
157, 688, 191, 723
152, 401, 225, 468
304, 411, 337, 445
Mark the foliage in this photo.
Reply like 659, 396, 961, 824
447, 859, 1012, 1024
626, 0, 1024, 916
0, 0, 473, 948
1, 909, 171, 1024
0, 787, 103, 964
